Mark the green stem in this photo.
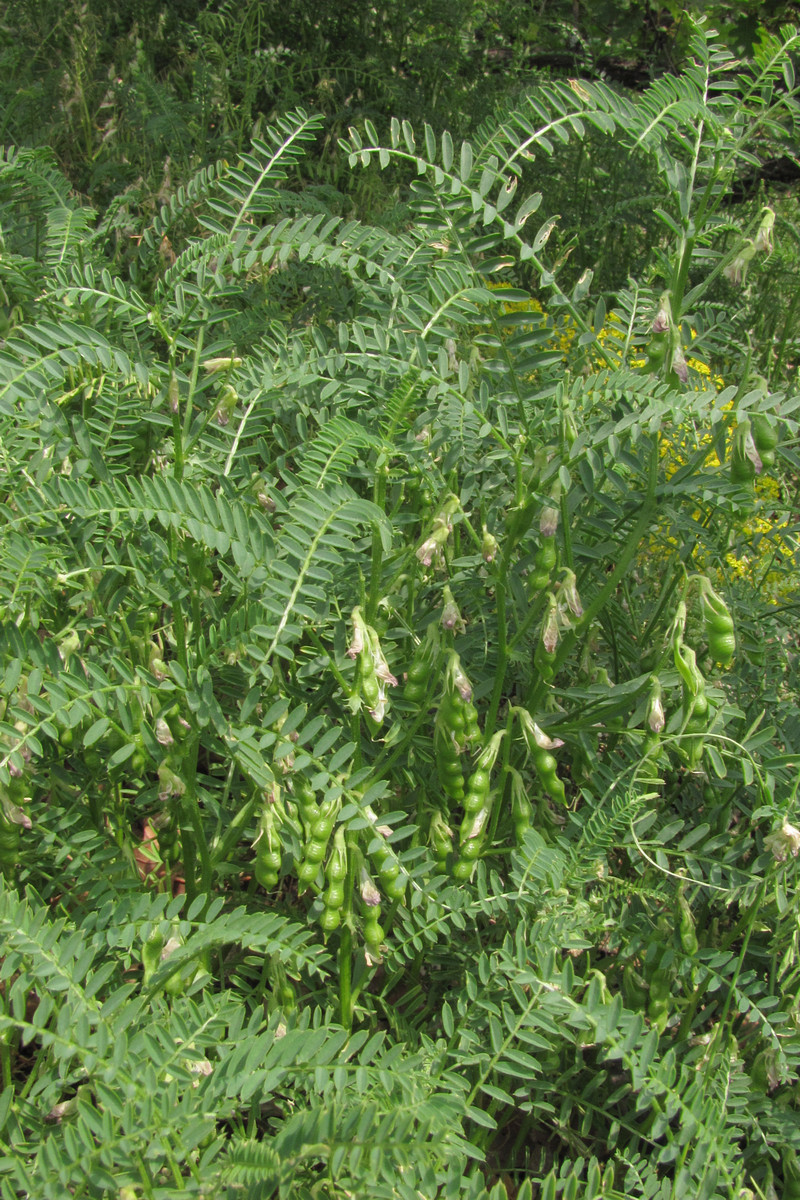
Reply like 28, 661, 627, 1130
560, 487, 573, 570
366, 463, 388, 626
485, 574, 508, 738
339, 923, 353, 1030
180, 325, 206, 464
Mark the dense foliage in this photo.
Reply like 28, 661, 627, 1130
1, 8, 800, 1200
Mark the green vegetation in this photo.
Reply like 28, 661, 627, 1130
1, 5, 799, 1198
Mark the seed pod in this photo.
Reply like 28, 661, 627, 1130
751, 412, 778, 468
673, 635, 704, 698
141, 927, 164, 986
509, 770, 533, 845
700, 582, 735, 667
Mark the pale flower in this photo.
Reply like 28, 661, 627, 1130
764, 820, 800, 862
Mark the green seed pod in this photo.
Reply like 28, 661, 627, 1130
363, 917, 384, 957
323, 882, 346, 910
534, 536, 557, 573
319, 908, 341, 933
254, 799, 283, 891
709, 630, 735, 666
698, 581, 735, 667
751, 413, 778, 456
673, 637, 705, 698
326, 828, 348, 884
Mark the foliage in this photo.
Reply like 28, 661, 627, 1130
1, 17, 800, 1200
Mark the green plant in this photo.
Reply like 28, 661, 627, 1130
1, 19, 800, 1199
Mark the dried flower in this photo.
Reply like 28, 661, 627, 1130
559, 569, 583, 618
441, 584, 465, 634
155, 717, 174, 747
647, 681, 665, 734
203, 356, 242, 373
368, 627, 398, 686
542, 595, 560, 654
540, 505, 559, 538
764, 820, 800, 862
670, 343, 688, 384
481, 525, 499, 564
359, 867, 381, 907
415, 524, 448, 568
450, 656, 473, 702
347, 607, 367, 658
652, 292, 672, 333
754, 207, 775, 256
723, 240, 756, 286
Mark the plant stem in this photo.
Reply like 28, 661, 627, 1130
339, 923, 353, 1030
485, 574, 508, 738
